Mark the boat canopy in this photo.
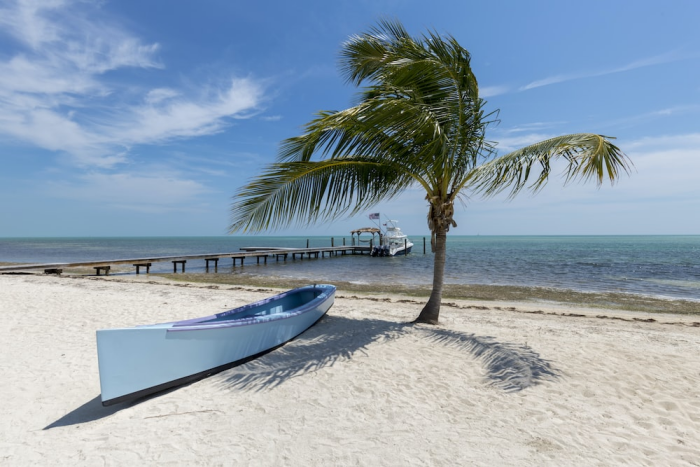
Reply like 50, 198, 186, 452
350, 227, 381, 246
350, 227, 380, 235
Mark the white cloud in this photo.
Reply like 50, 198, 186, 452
0, 0, 161, 70
0, 0, 66, 49
261, 115, 282, 121
0, 0, 264, 167
107, 79, 263, 146
0, 107, 109, 160
0, 54, 99, 95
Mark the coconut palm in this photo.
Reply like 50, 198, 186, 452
230, 20, 631, 324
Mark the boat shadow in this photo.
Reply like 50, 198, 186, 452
219, 315, 561, 393
44, 396, 128, 430
44, 315, 560, 429
43, 386, 180, 430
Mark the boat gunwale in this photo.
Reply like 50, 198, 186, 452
164, 284, 335, 332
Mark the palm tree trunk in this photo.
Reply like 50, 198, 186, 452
414, 226, 447, 324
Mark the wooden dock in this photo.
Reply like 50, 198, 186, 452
0, 246, 372, 275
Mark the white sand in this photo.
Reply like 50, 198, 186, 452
1, 274, 699, 466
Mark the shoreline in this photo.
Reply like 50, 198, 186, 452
55, 273, 700, 327
157, 272, 700, 315
3, 260, 696, 315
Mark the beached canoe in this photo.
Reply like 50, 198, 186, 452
96, 284, 335, 406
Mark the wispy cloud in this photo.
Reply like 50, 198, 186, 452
104, 79, 262, 146
491, 133, 555, 152
145, 88, 181, 105
520, 51, 689, 91
479, 50, 691, 99
261, 115, 282, 121
0, 0, 264, 167
488, 122, 566, 152
602, 105, 700, 129
480, 85, 511, 98
497, 121, 566, 133
48, 171, 212, 212
171, 151, 266, 170
623, 132, 700, 152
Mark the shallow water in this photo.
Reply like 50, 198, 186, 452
1, 235, 699, 302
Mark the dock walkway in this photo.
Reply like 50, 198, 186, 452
0, 246, 372, 275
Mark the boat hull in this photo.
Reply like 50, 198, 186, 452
371, 243, 413, 257
389, 245, 413, 256
96, 285, 335, 406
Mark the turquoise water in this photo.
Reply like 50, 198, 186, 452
1, 236, 699, 302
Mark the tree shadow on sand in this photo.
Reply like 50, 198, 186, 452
45, 314, 560, 429
419, 327, 561, 392
219, 315, 561, 393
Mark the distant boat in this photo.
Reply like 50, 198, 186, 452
96, 284, 336, 406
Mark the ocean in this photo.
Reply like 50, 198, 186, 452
1, 235, 699, 302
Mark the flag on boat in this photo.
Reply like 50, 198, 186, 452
368, 213, 380, 220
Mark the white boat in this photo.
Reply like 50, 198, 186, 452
96, 284, 335, 406
371, 220, 414, 257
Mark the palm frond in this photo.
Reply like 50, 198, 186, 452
276, 86, 490, 199
277, 97, 450, 183
467, 133, 632, 198
340, 18, 411, 86
229, 158, 413, 233
340, 19, 478, 109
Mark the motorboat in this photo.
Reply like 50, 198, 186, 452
372, 219, 414, 257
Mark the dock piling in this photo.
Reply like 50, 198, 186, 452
172, 260, 186, 273
94, 266, 110, 276
205, 258, 219, 273
133, 263, 151, 274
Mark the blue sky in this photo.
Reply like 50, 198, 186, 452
1, 0, 699, 237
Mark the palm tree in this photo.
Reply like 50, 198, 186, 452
230, 20, 631, 324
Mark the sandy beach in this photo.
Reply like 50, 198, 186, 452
1, 274, 699, 466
